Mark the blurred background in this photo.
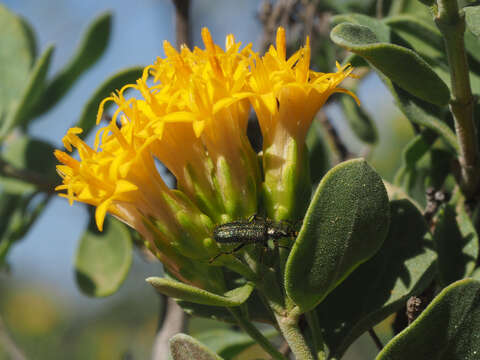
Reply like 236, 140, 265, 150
0, 0, 412, 358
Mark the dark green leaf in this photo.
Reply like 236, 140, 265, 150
402, 129, 438, 168
170, 334, 223, 360
147, 277, 254, 307
0, 4, 35, 119
465, 5, 480, 37
340, 93, 378, 144
316, 199, 437, 359
0, 193, 49, 265
384, 81, 458, 153
33, 12, 112, 116
77, 66, 143, 135
306, 120, 331, 185
330, 23, 450, 106
433, 202, 478, 287
285, 159, 390, 312
384, 15, 444, 59
75, 216, 132, 297
0, 135, 57, 194
377, 278, 480, 359
0, 45, 54, 137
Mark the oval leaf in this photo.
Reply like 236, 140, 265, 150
0, 45, 54, 137
77, 66, 143, 135
170, 334, 223, 360
0, 4, 35, 118
330, 23, 450, 106
147, 277, 254, 307
377, 278, 480, 359
75, 216, 132, 297
465, 5, 480, 38
316, 199, 437, 359
332, 13, 392, 43
33, 12, 112, 116
433, 201, 479, 287
285, 159, 390, 312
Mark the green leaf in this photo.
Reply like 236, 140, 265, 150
285, 159, 390, 312
306, 120, 331, 185
196, 329, 277, 359
177, 289, 275, 325
77, 66, 143, 135
75, 216, 132, 297
0, 135, 57, 194
147, 278, 254, 307
331, 13, 392, 43
377, 278, 480, 359
330, 23, 450, 106
384, 15, 444, 59
33, 12, 112, 116
170, 334, 223, 360
316, 199, 437, 359
465, 5, 480, 37
0, 4, 35, 119
0, 45, 54, 138
385, 82, 458, 153
0, 192, 49, 265
340, 93, 378, 144
433, 202, 479, 287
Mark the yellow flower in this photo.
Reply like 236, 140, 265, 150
55, 26, 357, 283
247, 27, 357, 221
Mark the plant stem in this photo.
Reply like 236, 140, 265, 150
274, 308, 315, 360
228, 308, 287, 360
305, 310, 327, 359
435, 0, 479, 198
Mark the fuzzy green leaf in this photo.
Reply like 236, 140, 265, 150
0, 45, 54, 137
316, 199, 437, 359
75, 216, 132, 297
331, 13, 392, 43
434, 202, 479, 287
147, 278, 254, 307
33, 12, 112, 116
77, 66, 143, 135
330, 23, 450, 106
170, 334, 223, 360
340, 93, 378, 144
0, 4, 35, 119
465, 5, 480, 38
285, 159, 390, 312
377, 279, 480, 359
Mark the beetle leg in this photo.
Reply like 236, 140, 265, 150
209, 242, 247, 263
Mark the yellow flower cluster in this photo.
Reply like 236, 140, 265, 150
55, 27, 355, 274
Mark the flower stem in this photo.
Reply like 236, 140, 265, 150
228, 308, 286, 360
305, 310, 327, 359
274, 307, 315, 360
435, 0, 479, 198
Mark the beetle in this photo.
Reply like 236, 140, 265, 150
209, 215, 299, 263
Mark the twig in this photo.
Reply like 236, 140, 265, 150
0, 157, 55, 194
368, 328, 383, 351
0, 315, 27, 360
171, 0, 191, 49
435, 0, 479, 198
151, 296, 187, 360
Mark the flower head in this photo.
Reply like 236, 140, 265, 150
55, 27, 357, 286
